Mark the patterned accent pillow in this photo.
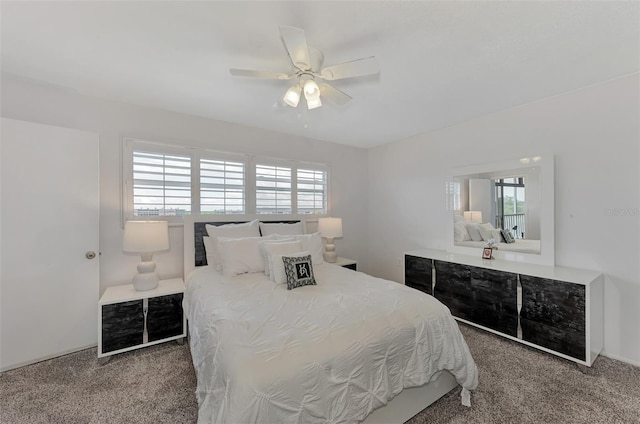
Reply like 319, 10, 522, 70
282, 254, 316, 290
501, 229, 516, 244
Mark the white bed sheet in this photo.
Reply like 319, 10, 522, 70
456, 239, 541, 254
186, 263, 478, 423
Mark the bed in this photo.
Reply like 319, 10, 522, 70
183, 216, 478, 423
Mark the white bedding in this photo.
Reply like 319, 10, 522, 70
456, 238, 541, 254
186, 263, 478, 423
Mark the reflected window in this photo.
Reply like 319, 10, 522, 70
494, 177, 525, 238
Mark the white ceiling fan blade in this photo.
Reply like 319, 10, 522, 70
230, 68, 292, 80
279, 26, 312, 71
320, 57, 379, 81
319, 83, 352, 106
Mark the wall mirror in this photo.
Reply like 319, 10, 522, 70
446, 155, 555, 266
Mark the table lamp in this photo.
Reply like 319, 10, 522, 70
463, 211, 483, 223
123, 220, 169, 291
318, 217, 343, 263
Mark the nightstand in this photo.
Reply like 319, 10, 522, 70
334, 257, 357, 271
98, 278, 186, 361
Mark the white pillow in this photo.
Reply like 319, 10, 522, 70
478, 223, 496, 241
466, 223, 483, 242
205, 220, 260, 271
454, 214, 465, 223
292, 232, 324, 265
263, 241, 303, 283
259, 222, 304, 236
490, 229, 503, 242
478, 227, 493, 241
272, 251, 310, 285
218, 235, 277, 277
259, 237, 295, 277
202, 236, 217, 267
454, 222, 471, 242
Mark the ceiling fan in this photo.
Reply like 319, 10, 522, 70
230, 26, 380, 110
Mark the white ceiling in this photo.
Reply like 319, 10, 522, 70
1, 1, 638, 148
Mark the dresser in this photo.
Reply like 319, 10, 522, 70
405, 249, 604, 366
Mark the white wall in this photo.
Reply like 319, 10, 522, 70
367, 74, 640, 365
0, 76, 369, 293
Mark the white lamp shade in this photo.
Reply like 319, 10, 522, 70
306, 96, 322, 110
303, 79, 320, 99
123, 221, 170, 253
463, 211, 483, 223
283, 84, 301, 107
318, 217, 343, 239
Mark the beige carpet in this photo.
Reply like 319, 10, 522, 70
1, 324, 639, 423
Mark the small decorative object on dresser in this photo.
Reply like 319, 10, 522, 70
334, 257, 357, 271
483, 239, 497, 259
98, 278, 186, 363
318, 217, 343, 263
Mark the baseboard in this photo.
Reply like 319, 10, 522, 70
0, 343, 97, 372
600, 351, 640, 368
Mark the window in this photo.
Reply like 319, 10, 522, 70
200, 158, 245, 214
447, 181, 462, 212
297, 168, 327, 214
255, 162, 328, 215
494, 177, 526, 237
255, 164, 292, 214
123, 138, 329, 221
132, 150, 191, 217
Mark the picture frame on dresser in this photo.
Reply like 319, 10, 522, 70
482, 247, 493, 260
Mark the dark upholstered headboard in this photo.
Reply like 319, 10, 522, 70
194, 220, 300, 267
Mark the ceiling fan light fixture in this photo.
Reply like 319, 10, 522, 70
303, 79, 320, 100
283, 84, 301, 107
230, 26, 379, 108
306, 96, 322, 110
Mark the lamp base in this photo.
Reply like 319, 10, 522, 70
132, 272, 159, 291
323, 239, 337, 263
132, 260, 159, 291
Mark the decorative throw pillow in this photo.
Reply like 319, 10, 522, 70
466, 224, 483, 242
454, 222, 471, 242
501, 229, 516, 244
202, 236, 217, 267
490, 229, 503, 242
259, 238, 296, 277
205, 220, 260, 271
265, 242, 304, 283
282, 254, 316, 290
217, 235, 278, 277
292, 232, 324, 265
477, 226, 493, 241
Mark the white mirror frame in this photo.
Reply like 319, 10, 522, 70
447, 155, 555, 266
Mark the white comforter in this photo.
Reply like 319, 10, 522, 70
186, 263, 478, 423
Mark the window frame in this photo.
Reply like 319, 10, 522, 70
122, 138, 330, 225
254, 156, 329, 215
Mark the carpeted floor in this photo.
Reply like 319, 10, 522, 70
1, 324, 639, 423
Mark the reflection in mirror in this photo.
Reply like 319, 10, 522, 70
452, 167, 540, 254
448, 155, 554, 266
